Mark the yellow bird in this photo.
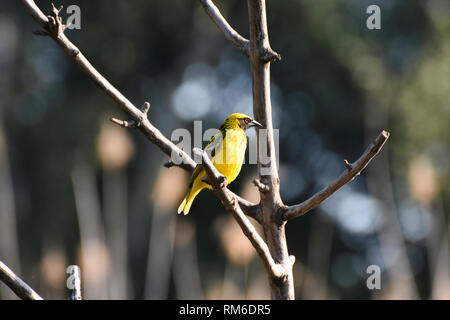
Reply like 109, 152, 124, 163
178, 113, 262, 215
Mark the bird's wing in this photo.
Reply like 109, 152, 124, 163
188, 163, 203, 188
203, 130, 224, 159
188, 130, 225, 188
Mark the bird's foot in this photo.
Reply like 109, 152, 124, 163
218, 175, 228, 189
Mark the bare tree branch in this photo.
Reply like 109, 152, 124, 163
110, 118, 139, 129
247, 0, 281, 63
110, 102, 151, 129
198, 0, 250, 56
20, 0, 260, 219
281, 130, 390, 220
247, 0, 292, 300
192, 148, 286, 280
20, 0, 390, 301
21, 0, 195, 171
0, 260, 43, 300
20, 0, 48, 29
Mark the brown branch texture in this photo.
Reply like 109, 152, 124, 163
0, 260, 43, 300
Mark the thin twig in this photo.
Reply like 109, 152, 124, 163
281, 130, 390, 220
198, 0, 250, 56
192, 148, 286, 280
253, 178, 269, 193
0, 260, 43, 300
110, 118, 139, 128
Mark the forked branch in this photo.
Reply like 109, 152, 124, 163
192, 148, 286, 280
20, 0, 260, 219
281, 130, 390, 220
198, 0, 250, 56
20, 0, 390, 301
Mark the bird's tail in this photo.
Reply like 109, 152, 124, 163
177, 186, 203, 215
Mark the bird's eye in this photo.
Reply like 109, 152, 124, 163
244, 118, 251, 124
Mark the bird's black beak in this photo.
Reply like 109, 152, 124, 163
249, 119, 263, 128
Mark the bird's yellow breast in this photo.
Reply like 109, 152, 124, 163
212, 129, 247, 184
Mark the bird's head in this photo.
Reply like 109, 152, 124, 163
221, 113, 263, 131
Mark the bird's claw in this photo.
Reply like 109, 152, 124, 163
218, 176, 228, 189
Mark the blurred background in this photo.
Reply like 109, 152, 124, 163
0, 0, 449, 299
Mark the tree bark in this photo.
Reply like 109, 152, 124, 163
247, 0, 294, 300
0, 260, 43, 300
